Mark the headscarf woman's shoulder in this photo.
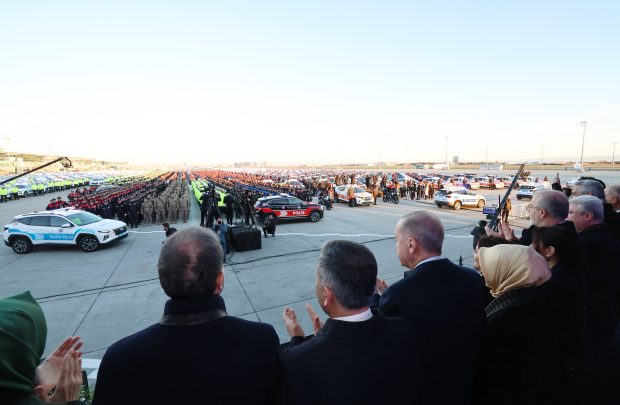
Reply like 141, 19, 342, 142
0, 291, 48, 399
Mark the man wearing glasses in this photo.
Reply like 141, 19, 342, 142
488, 189, 571, 245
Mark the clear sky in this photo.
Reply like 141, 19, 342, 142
1, 1, 618, 165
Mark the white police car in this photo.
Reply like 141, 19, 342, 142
334, 185, 374, 206
516, 183, 549, 200
3, 208, 128, 254
434, 189, 486, 210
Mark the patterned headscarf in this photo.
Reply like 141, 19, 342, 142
0, 291, 47, 398
478, 245, 551, 297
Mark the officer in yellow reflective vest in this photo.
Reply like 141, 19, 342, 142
0, 186, 8, 202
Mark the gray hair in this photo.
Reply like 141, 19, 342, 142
535, 190, 569, 219
570, 195, 604, 221
158, 227, 223, 299
398, 211, 443, 254
317, 240, 377, 310
573, 180, 605, 200
606, 184, 620, 199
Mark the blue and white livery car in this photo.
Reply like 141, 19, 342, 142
3, 208, 128, 254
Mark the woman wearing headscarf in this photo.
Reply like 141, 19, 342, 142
475, 244, 565, 405
0, 291, 86, 405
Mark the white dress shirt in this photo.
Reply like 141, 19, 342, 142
334, 308, 373, 322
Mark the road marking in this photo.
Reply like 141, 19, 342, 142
128, 230, 165, 234
278, 232, 393, 237
82, 358, 101, 379
277, 232, 472, 238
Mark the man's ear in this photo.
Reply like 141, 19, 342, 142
323, 285, 334, 308
213, 270, 225, 295
408, 237, 417, 254
541, 245, 556, 260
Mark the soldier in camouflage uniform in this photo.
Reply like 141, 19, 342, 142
141, 197, 153, 226
168, 198, 178, 224
155, 197, 166, 224
180, 196, 190, 222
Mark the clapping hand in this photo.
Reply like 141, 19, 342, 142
49, 350, 82, 403
305, 302, 323, 335
283, 307, 305, 337
34, 336, 83, 402
282, 303, 324, 338
375, 278, 389, 294
499, 221, 516, 242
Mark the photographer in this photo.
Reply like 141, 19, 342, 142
199, 188, 209, 227
223, 191, 235, 225
242, 190, 256, 226
206, 187, 221, 229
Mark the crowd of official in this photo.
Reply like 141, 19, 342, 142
2, 176, 620, 405
41, 172, 191, 228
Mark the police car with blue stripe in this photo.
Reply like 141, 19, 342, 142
3, 208, 128, 254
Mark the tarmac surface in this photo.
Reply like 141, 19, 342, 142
0, 185, 533, 382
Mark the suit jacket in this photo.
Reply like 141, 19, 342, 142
93, 295, 281, 405
603, 202, 620, 242
378, 259, 487, 405
579, 223, 620, 357
279, 313, 421, 405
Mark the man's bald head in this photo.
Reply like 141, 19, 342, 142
158, 227, 224, 299
397, 211, 444, 255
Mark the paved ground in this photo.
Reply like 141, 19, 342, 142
0, 186, 531, 382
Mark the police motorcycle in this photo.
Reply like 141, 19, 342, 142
317, 192, 333, 210
382, 187, 399, 204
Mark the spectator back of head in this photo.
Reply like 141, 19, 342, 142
573, 179, 605, 200
533, 189, 569, 221
158, 227, 223, 299
398, 211, 444, 254
317, 240, 377, 310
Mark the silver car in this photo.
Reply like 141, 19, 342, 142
434, 189, 486, 210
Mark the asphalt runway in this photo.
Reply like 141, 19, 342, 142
0, 186, 529, 382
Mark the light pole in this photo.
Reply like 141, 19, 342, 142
540, 145, 544, 171
613, 141, 617, 169
445, 137, 449, 170
486, 147, 489, 170
579, 121, 587, 172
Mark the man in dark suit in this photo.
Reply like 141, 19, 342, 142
280, 240, 421, 405
377, 211, 487, 405
93, 227, 281, 405
568, 195, 620, 402
568, 195, 620, 358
